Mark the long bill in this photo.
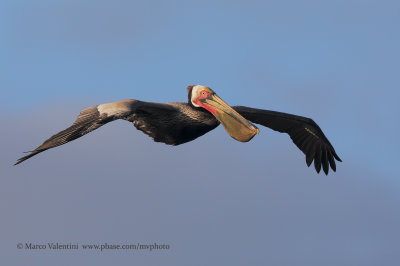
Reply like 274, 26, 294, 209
201, 94, 259, 142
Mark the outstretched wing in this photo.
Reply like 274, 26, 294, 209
15, 100, 219, 165
15, 99, 139, 165
234, 106, 341, 175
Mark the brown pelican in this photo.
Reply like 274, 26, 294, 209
15, 85, 341, 174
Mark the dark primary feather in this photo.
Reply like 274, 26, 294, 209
15, 100, 219, 165
14, 105, 114, 165
234, 106, 341, 175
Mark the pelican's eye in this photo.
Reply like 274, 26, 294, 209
201, 91, 206, 96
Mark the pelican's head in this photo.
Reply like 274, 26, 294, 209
187, 85, 259, 142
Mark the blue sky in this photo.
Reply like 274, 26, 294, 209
1, 0, 399, 265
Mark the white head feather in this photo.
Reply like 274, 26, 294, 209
191, 85, 207, 107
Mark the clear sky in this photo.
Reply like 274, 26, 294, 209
1, 0, 399, 265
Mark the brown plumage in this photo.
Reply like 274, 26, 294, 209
15, 85, 341, 175
15, 100, 219, 165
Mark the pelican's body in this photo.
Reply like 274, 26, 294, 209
15, 85, 341, 174
124, 100, 220, 145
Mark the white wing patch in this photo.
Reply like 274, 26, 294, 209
97, 99, 136, 116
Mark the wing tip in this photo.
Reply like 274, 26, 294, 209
323, 167, 329, 175
306, 145, 341, 175
332, 150, 342, 162
14, 157, 27, 166
14, 150, 44, 166
14, 156, 29, 166
314, 162, 321, 173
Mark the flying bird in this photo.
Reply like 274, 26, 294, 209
15, 85, 341, 174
